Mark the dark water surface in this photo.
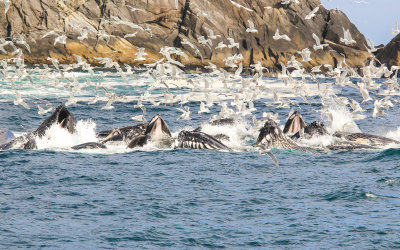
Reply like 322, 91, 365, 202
1, 77, 400, 248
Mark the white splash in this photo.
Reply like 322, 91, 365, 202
385, 126, 400, 141
325, 105, 361, 133
35, 119, 98, 150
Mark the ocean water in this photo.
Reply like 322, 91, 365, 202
1, 70, 400, 248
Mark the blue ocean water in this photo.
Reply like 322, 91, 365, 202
1, 72, 400, 248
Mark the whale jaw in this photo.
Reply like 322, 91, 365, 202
283, 111, 306, 136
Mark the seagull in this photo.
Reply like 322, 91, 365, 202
298, 48, 312, 62
358, 82, 372, 103
135, 47, 147, 61
132, 115, 147, 123
134, 99, 147, 114
281, 0, 299, 4
349, 99, 365, 113
230, 0, 254, 12
305, 5, 319, 20
126, 5, 145, 12
215, 41, 227, 50
340, 28, 356, 45
227, 37, 239, 49
177, 106, 191, 120
101, 92, 118, 110
37, 104, 53, 116
97, 30, 110, 43
392, 20, 399, 35
54, 34, 67, 46
76, 26, 90, 42
312, 33, 328, 51
124, 32, 138, 38
205, 27, 221, 40
365, 37, 378, 53
372, 100, 384, 118
198, 102, 210, 113
0, 0, 10, 14
13, 90, 30, 109
15, 34, 31, 53
273, 29, 291, 41
246, 20, 258, 33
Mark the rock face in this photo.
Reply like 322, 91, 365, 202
0, 0, 370, 70
377, 33, 400, 68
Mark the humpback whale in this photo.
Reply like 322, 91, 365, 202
283, 110, 399, 149
0, 105, 76, 150
127, 114, 173, 148
256, 119, 316, 153
99, 124, 148, 144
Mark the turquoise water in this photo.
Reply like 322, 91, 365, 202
0, 71, 400, 248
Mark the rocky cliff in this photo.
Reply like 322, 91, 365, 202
377, 33, 400, 68
0, 0, 370, 70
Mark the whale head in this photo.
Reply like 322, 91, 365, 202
283, 111, 306, 135
256, 119, 283, 148
304, 121, 328, 137
34, 105, 76, 137
146, 114, 172, 140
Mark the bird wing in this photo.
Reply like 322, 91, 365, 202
312, 33, 321, 45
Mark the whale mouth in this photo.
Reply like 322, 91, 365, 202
146, 115, 172, 140
34, 105, 76, 137
283, 111, 306, 135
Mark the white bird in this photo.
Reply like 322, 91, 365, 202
132, 115, 147, 123
15, 35, 30, 53
205, 27, 221, 40
197, 35, 212, 50
246, 20, 258, 33
135, 47, 147, 61
365, 37, 378, 53
215, 41, 227, 50
42, 30, 58, 39
101, 92, 117, 110
198, 102, 210, 113
312, 33, 328, 51
1, 0, 10, 14
177, 106, 191, 120
372, 100, 384, 118
392, 20, 399, 35
273, 29, 291, 41
305, 6, 319, 19
340, 28, 356, 45
227, 37, 239, 49
281, 0, 299, 4
13, 90, 30, 109
124, 32, 138, 38
97, 30, 110, 43
77, 27, 90, 42
230, 0, 254, 12
126, 5, 145, 12
298, 48, 312, 62
311, 65, 322, 73
349, 99, 365, 113
358, 82, 372, 103
134, 99, 147, 114
54, 34, 67, 46
37, 104, 53, 116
